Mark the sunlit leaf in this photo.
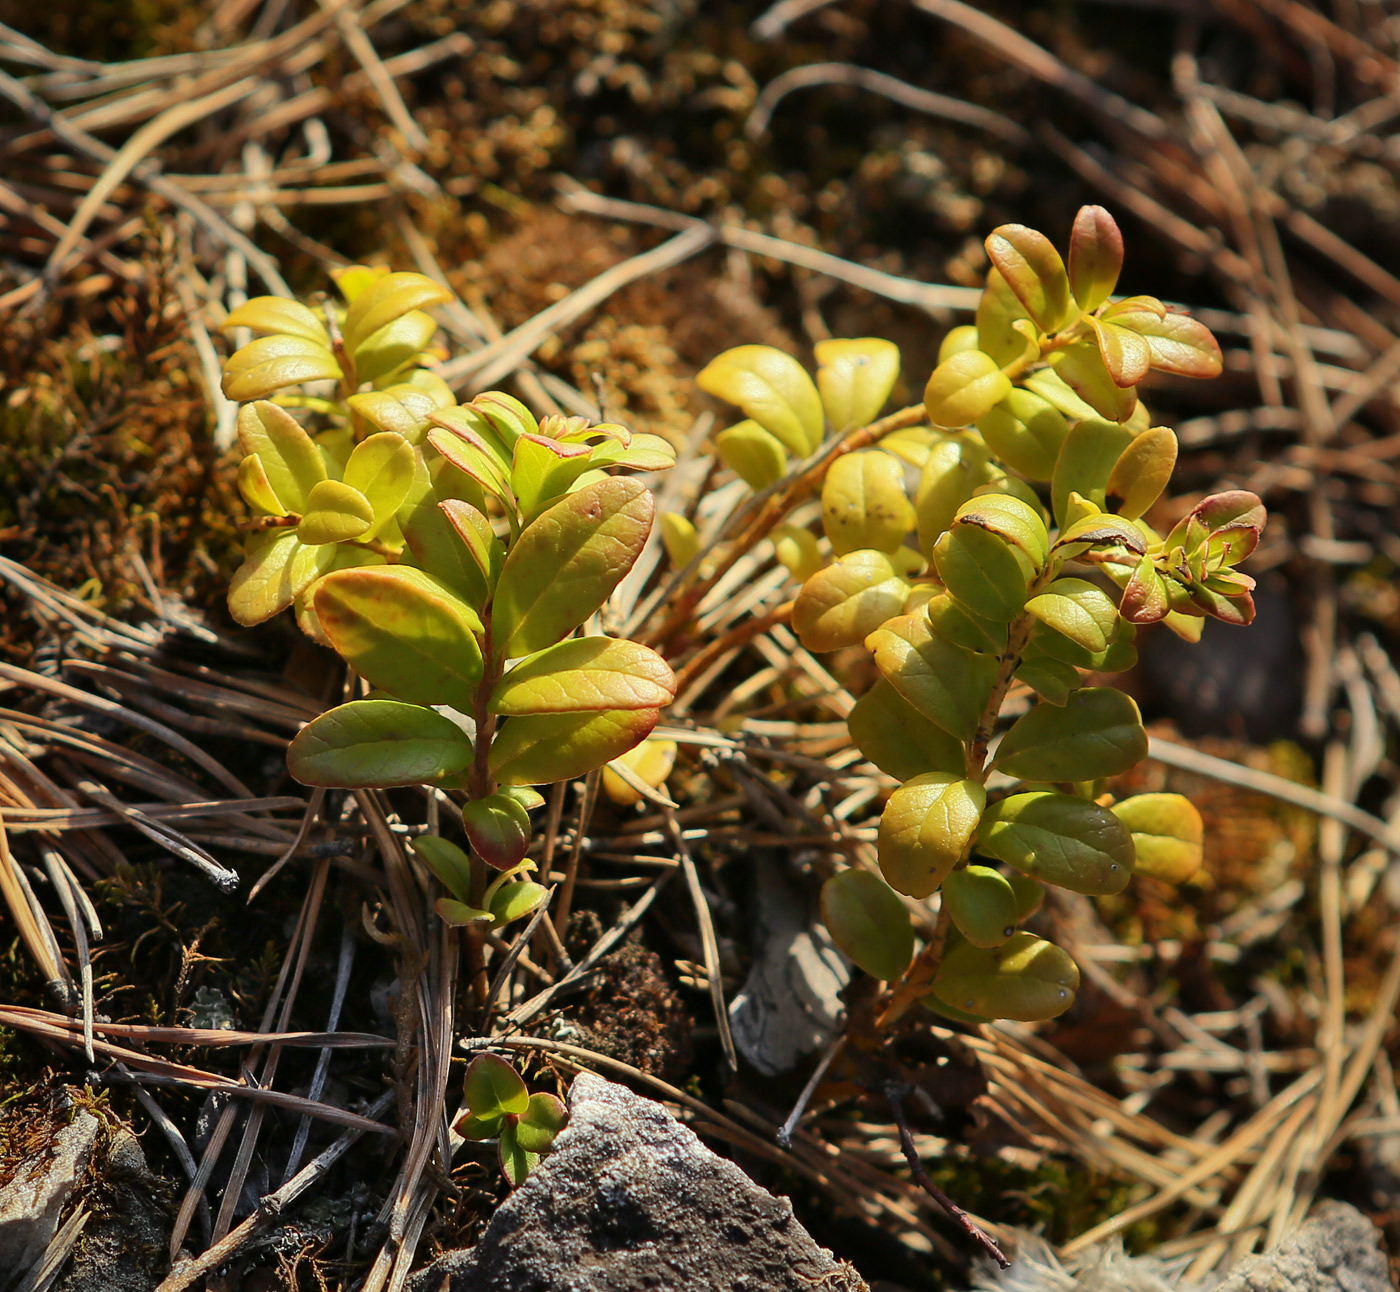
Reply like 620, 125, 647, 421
515, 1093, 568, 1154
489, 878, 550, 927
821, 450, 914, 556
238, 454, 285, 516
512, 432, 595, 521
1050, 417, 1135, 527
975, 269, 1033, 367
942, 865, 1018, 948
821, 868, 914, 980
237, 401, 327, 514
977, 791, 1135, 894
1047, 343, 1137, 424
222, 296, 330, 346
931, 933, 1079, 1022
499, 1121, 540, 1187
923, 350, 1012, 430
867, 611, 998, 741
464, 1053, 529, 1120
1024, 578, 1119, 653
926, 593, 1007, 655
660, 513, 700, 568
493, 477, 653, 658
1104, 426, 1177, 521
353, 309, 439, 384
315, 566, 484, 711
814, 337, 901, 432
976, 388, 1068, 482
985, 224, 1074, 333
341, 272, 453, 354
991, 687, 1147, 781
341, 432, 416, 539
296, 479, 374, 545
933, 523, 1032, 623
1067, 205, 1122, 311
1088, 317, 1152, 388
771, 525, 823, 583
602, 737, 679, 806
1111, 792, 1204, 884
461, 793, 533, 870
222, 334, 343, 402
437, 898, 494, 927
489, 708, 660, 786
847, 678, 966, 780
793, 550, 910, 652
471, 391, 538, 453
1013, 655, 1082, 706
877, 773, 986, 898
915, 436, 993, 556
715, 419, 788, 491
1120, 555, 1170, 624
228, 529, 335, 626
1107, 307, 1222, 378
491, 637, 676, 715
696, 344, 824, 456
288, 700, 473, 788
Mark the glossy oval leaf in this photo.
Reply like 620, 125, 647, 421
985, 225, 1074, 333
975, 269, 1034, 367
1013, 655, 1082, 706
772, 525, 824, 582
237, 454, 285, 516
515, 1092, 568, 1155
1051, 418, 1135, 527
991, 687, 1147, 782
314, 566, 484, 712
943, 865, 1018, 948
491, 637, 676, 715
1024, 578, 1119, 653
222, 334, 344, 402
715, 420, 788, 491
489, 708, 660, 786
821, 450, 914, 556
867, 611, 998, 742
343, 432, 416, 537
287, 699, 474, 788
601, 737, 679, 807
1108, 307, 1222, 378
923, 350, 1012, 430
814, 337, 901, 432
931, 933, 1079, 1022
821, 868, 914, 981
297, 479, 374, 545
933, 524, 1032, 623
462, 793, 533, 870
1106, 426, 1176, 521
1067, 205, 1123, 312
793, 550, 910, 653
464, 1053, 529, 1120
1047, 342, 1137, 424
1111, 792, 1204, 884
696, 345, 824, 456
926, 594, 1007, 655
412, 834, 476, 901
236, 401, 327, 514
342, 272, 453, 354
878, 773, 986, 898
976, 791, 1134, 895
847, 678, 966, 780
493, 477, 653, 658
489, 878, 550, 928
222, 296, 331, 346
976, 388, 1068, 482
228, 530, 335, 626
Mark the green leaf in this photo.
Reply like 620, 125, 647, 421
436, 898, 495, 927
1024, 578, 1119, 653
470, 391, 538, 452
867, 611, 998, 742
991, 687, 1147, 782
976, 791, 1135, 894
341, 272, 452, 354
714, 420, 788, 491
1007, 872, 1045, 921
314, 566, 484, 711
489, 878, 550, 927
915, 436, 993, 556
923, 350, 1012, 430
931, 933, 1079, 1022
792, 550, 910, 653
1013, 656, 1082, 706
1053, 512, 1148, 563
512, 432, 595, 521
1105, 306, 1222, 378
353, 309, 439, 384
489, 708, 660, 786
222, 334, 344, 402
1047, 343, 1137, 424
953, 494, 1048, 566
696, 344, 824, 456
455, 1111, 505, 1140
877, 773, 986, 898
926, 594, 1007, 655
493, 477, 653, 658
821, 450, 914, 556
427, 420, 515, 507
847, 678, 967, 780
297, 479, 375, 545
660, 513, 700, 568
942, 865, 1018, 948
1105, 426, 1176, 521
343, 432, 416, 538
288, 700, 474, 788
412, 834, 476, 901
237, 454, 286, 515
462, 794, 533, 870
1051, 418, 1135, 527
589, 433, 676, 472
985, 224, 1074, 333
814, 337, 901, 431
821, 868, 914, 981
932, 523, 1032, 623
1111, 792, 1204, 883
464, 1053, 529, 1120
498, 1120, 540, 1187
1067, 205, 1123, 312
771, 525, 823, 582
491, 637, 676, 715
975, 388, 1068, 482
975, 269, 1034, 367
1088, 317, 1152, 388
348, 374, 456, 444
1025, 617, 1137, 673
227, 529, 335, 626
223, 296, 331, 346
236, 401, 327, 514
938, 325, 981, 362
515, 1093, 567, 1154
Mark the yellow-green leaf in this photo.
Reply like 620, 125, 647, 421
512, 432, 595, 521
931, 933, 1078, 1022
821, 450, 914, 556
1106, 426, 1177, 520
942, 865, 1018, 948
1067, 206, 1123, 312
1024, 577, 1119, 653
985, 224, 1074, 334
975, 269, 1034, 367
877, 773, 986, 898
227, 529, 335, 626
237, 453, 285, 516
772, 525, 823, 582
353, 310, 439, 384
493, 477, 653, 658
821, 868, 914, 980
847, 678, 966, 780
489, 708, 660, 786
412, 834, 476, 901
977, 791, 1134, 894
793, 550, 910, 653
933, 524, 1032, 623
287, 699, 474, 788
696, 345, 823, 456
236, 401, 327, 514
314, 566, 484, 711
715, 419, 788, 491
991, 687, 1147, 781
222, 334, 344, 402
868, 611, 998, 741
341, 272, 452, 354
342, 432, 416, 539
926, 594, 1007, 655
1111, 792, 1204, 883
1051, 418, 1135, 527
976, 388, 1068, 482
814, 337, 900, 432
491, 637, 676, 715
222, 296, 331, 346
1047, 343, 1137, 424
924, 350, 1012, 430
660, 513, 700, 568
297, 479, 375, 545
915, 436, 993, 556
1013, 655, 1082, 706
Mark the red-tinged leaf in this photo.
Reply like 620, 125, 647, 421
1111, 308, 1223, 378
515, 1093, 567, 1154
1067, 206, 1123, 311
489, 708, 661, 786
464, 1054, 529, 1119
1089, 318, 1152, 388
1189, 581, 1256, 625
427, 424, 514, 506
1048, 343, 1138, 424
288, 699, 474, 788
512, 432, 595, 520
985, 224, 1074, 333
490, 637, 676, 715
493, 477, 653, 658
462, 793, 532, 870
438, 499, 500, 593
1120, 556, 1170, 624
1100, 295, 1166, 322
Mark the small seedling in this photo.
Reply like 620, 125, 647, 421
456, 1053, 567, 1185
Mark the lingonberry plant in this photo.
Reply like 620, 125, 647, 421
456, 1054, 568, 1185
220, 264, 677, 966
696, 207, 1263, 1028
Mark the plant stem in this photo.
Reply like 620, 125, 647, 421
463, 611, 502, 1006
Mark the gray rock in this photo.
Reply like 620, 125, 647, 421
0, 1108, 98, 1292
412, 1071, 868, 1292
1208, 1202, 1391, 1292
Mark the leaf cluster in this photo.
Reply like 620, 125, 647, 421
697, 207, 1258, 1026
456, 1054, 567, 1185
